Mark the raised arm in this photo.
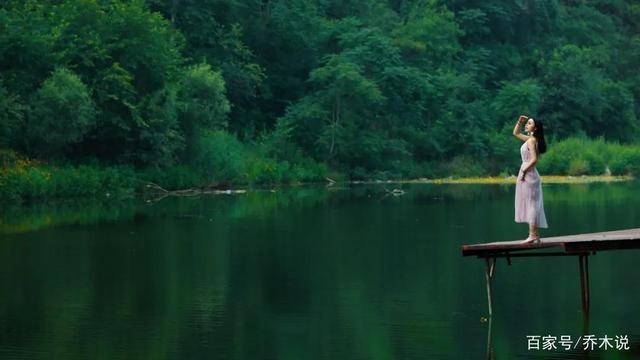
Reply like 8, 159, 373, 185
513, 115, 529, 142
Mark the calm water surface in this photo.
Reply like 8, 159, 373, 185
1, 182, 640, 359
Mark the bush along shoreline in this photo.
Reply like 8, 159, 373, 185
0, 146, 329, 203
2, 137, 640, 203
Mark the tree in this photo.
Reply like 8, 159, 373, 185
176, 64, 231, 158
392, 0, 462, 70
29, 68, 96, 156
0, 80, 24, 148
146, 0, 265, 139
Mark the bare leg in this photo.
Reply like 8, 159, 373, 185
522, 223, 540, 244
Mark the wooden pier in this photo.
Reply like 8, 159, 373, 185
462, 228, 640, 317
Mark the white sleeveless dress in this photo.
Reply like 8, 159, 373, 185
515, 142, 548, 228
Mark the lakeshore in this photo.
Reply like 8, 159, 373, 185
351, 175, 634, 185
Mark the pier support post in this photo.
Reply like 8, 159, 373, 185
578, 254, 590, 315
485, 257, 496, 317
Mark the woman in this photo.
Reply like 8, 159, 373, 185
513, 114, 548, 243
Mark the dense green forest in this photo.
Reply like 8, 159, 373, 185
2, 0, 640, 201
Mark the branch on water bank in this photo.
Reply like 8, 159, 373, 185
142, 182, 247, 203
144, 181, 169, 193
383, 187, 405, 196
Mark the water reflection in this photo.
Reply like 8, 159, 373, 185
1, 182, 640, 359
486, 316, 495, 360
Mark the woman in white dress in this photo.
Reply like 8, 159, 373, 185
512, 115, 548, 244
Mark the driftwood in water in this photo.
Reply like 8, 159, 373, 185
144, 181, 246, 203
384, 187, 405, 196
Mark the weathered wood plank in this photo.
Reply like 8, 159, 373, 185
461, 228, 640, 257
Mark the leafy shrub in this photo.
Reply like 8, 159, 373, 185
291, 158, 328, 182
0, 157, 137, 202
246, 157, 283, 185
139, 165, 203, 190
446, 155, 486, 178
609, 148, 640, 176
537, 138, 575, 175
567, 158, 590, 176
192, 130, 247, 186
538, 137, 606, 175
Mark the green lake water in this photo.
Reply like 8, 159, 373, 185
1, 182, 640, 359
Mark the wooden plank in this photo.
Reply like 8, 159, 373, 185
461, 228, 640, 257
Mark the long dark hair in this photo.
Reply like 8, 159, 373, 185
531, 118, 547, 154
